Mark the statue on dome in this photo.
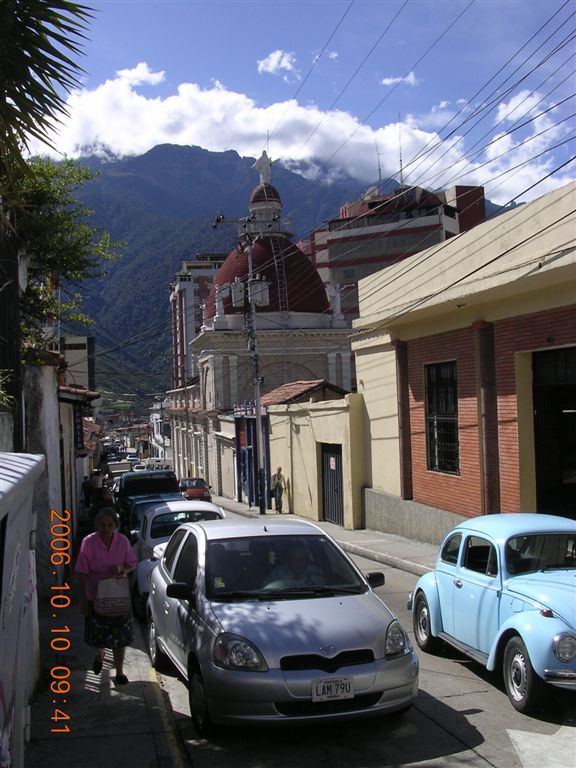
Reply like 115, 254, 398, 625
252, 150, 272, 184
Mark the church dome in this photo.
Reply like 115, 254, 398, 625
250, 183, 281, 205
205, 235, 329, 317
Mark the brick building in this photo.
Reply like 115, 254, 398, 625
352, 182, 576, 541
299, 184, 486, 317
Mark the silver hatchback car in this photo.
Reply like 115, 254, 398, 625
147, 518, 418, 735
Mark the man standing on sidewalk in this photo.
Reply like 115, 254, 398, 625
271, 467, 287, 513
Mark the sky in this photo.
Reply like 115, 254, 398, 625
31, 0, 576, 206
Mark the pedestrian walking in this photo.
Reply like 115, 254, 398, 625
74, 508, 136, 685
271, 466, 287, 513
87, 485, 116, 525
81, 475, 92, 508
89, 468, 103, 495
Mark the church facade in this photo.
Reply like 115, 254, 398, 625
168, 154, 353, 506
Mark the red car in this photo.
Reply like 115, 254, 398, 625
179, 477, 212, 502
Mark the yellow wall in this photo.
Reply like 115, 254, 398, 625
354, 343, 401, 496
267, 394, 367, 529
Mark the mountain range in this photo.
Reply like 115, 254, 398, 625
69, 144, 514, 409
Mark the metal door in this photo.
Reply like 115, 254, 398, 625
322, 443, 344, 526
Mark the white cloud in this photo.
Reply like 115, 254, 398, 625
495, 90, 541, 124
116, 62, 165, 86
406, 99, 459, 130
257, 50, 299, 81
381, 71, 418, 87
26, 64, 573, 206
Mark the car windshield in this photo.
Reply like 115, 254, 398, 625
150, 510, 221, 540
123, 474, 179, 495
182, 479, 207, 488
505, 532, 576, 574
131, 500, 166, 525
205, 535, 367, 600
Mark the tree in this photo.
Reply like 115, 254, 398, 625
0, 1, 93, 446
15, 158, 121, 353
0, 0, 92, 182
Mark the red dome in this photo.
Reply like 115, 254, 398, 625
250, 183, 281, 205
205, 236, 328, 317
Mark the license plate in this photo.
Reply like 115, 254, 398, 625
312, 677, 354, 702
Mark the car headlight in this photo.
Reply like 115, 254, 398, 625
385, 619, 412, 657
214, 633, 268, 671
554, 633, 576, 662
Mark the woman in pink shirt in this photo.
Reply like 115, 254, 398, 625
75, 508, 137, 684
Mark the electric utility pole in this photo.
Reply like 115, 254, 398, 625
213, 215, 269, 514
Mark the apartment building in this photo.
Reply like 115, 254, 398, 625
300, 184, 486, 317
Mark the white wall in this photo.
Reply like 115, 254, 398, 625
0, 452, 45, 768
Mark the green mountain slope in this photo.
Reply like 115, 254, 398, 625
70, 144, 368, 401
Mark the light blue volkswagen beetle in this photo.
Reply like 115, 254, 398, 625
408, 513, 576, 713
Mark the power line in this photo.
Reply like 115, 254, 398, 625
267, 0, 357, 149
301, 0, 409, 149
325, 0, 477, 167
59, 3, 576, 397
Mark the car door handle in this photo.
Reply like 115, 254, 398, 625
163, 600, 169, 611
454, 579, 463, 588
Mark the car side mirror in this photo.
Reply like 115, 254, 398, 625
166, 582, 195, 604
366, 571, 385, 588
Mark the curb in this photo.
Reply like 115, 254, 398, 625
337, 541, 431, 577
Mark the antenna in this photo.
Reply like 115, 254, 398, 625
375, 140, 382, 187
398, 113, 404, 186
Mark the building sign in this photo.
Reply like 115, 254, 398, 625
74, 404, 84, 449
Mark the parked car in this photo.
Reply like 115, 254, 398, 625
105, 460, 133, 485
147, 518, 418, 735
180, 477, 212, 502
125, 493, 183, 540
408, 513, 576, 713
115, 469, 180, 527
134, 500, 226, 561
132, 500, 226, 618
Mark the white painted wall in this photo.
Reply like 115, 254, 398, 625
0, 452, 45, 768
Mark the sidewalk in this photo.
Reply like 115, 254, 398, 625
211, 494, 438, 576
25, 583, 190, 768
25, 499, 438, 767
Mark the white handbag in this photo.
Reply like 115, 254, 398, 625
94, 577, 131, 616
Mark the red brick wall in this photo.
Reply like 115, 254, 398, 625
407, 305, 576, 517
495, 304, 576, 512
408, 327, 481, 517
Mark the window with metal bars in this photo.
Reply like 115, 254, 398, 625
425, 361, 460, 474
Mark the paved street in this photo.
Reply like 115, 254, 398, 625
25, 508, 575, 768
155, 548, 576, 768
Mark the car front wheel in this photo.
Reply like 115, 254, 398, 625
189, 667, 215, 738
148, 616, 169, 671
503, 635, 546, 713
413, 592, 442, 653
